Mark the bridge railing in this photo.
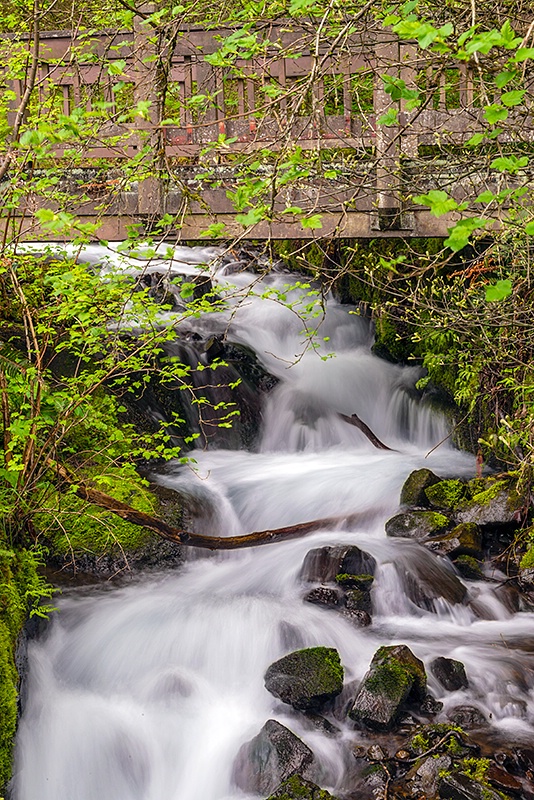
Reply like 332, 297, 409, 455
7, 24, 517, 159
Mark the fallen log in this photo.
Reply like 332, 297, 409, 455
50, 461, 367, 550
338, 412, 395, 452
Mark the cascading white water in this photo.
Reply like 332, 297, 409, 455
12, 244, 534, 800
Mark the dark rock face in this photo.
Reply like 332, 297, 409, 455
300, 545, 376, 583
266, 774, 340, 799
303, 587, 341, 609
447, 705, 487, 729
396, 548, 467, 610
439, 772, 502, 800
453, 555, 485, 581
264, 647, 344, 712
385, 511, 450, 541
232, 720, 314, 795
400, 469, 441, 507
348, 645, 426, 730
430, 657, 469, 692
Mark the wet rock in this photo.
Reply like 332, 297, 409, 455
425, 479, 468, 510
348, 645, 426, 730
426, 524, 482, 559
264, 647, 344, 712
367, 744, 388, 761
340, 609, 372, 627
232, 720, 314, 795
266, 774, 340, 800
405, 754, 451, 799
455, 478, 525, 527
447, 705, 487, 729
430, 657, 469, 692
420, 694, 444, 715
400, 468, 441, 507
396, 549, 467, 610
303, 587, 341, 609
439, 772, 502, 800
486, 764, 523, 794
300, 545, 376, 583
302, 713, 340, 737
453, 555, 485, 581
344, 588, 372, 614
386, 511, 450, 541
335, 573, 374, 591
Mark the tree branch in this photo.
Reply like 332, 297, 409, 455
338, 412, 395, 451
50, 461, 365, 550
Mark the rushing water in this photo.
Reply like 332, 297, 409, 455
12, 244, 534, 800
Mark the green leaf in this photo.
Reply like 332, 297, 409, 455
490, 155, 528, 173
475, 190, 496, 203
485, 279, 512, 302
107, 59, 126, 76
301, 214, 323, 229
445, 218, 487, 251
378, 108, 399, 126
281, 206, 304, 214
413, 190, 458, 217
501, 90, 525, 107
511, 47, 534, 62
525, 221, 534, 235
467, 132, 485, 146
494, 70, 517, 89
483, 104, 508, 124
235, 206, 266, 226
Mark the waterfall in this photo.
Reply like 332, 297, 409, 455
11, 244, 534, 800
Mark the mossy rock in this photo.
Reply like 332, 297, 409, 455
400, 469, 441, 507
267, 774, 340, 799
349, 645, 427, 730
425, 479, 468, 511
456, 477, 525, 527
425, 523, 482, 559
264, 647, 344, 712
335, 573, 374, 591
385, 511, 450, 541
453, 555, 484, 581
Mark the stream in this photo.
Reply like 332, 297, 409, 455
11, 244, 534, 800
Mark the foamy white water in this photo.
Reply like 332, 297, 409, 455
12, 244, 534, 800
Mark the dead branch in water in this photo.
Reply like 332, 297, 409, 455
50, 461, 367, 550
338, 412, 395, 452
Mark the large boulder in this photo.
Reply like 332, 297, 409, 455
430, 657, 469, 692
400, 469, 441, 507
300, 545, 376, 583
232, 720, 314, 795
348, 645, 426, 730
265, 647, 344, 712
267, 775, 340, 800
385, 511, 450, 541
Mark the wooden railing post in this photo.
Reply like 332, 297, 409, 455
374, 36, 402, 230
133, 3, 164, 218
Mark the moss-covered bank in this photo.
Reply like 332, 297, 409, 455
0, 547, 54, 790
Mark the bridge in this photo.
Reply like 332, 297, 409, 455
3, 23, 532, 241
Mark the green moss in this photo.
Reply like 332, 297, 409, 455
267, 774, 339, 799
335, 573, 374, 590
36, 466, 158, 557
467, 479, 508, 506
425, 480, 467, 510
520, 547, 534, 569
0, 548, 54, 790
365, 659, 411, 701
461, 757, 490, 784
